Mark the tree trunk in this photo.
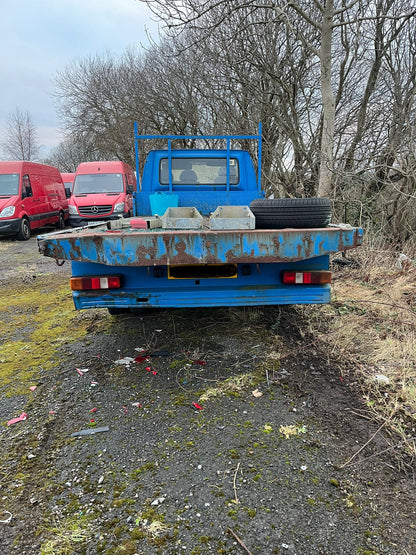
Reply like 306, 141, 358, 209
317, 0, 335, 198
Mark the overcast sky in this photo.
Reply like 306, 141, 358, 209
0, 0, 158, 158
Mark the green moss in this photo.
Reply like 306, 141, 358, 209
130, 528, 146, 541
169, 358, 191, 370
0, 276, 109, 395
112, 498, 134, 508
114, 540, 138, 554
130, 462, 157, 478
229, 449, 239, 459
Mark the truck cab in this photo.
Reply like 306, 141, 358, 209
135, 149, 263, 216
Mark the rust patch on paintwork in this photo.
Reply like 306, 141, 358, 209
169, 240, 199, 264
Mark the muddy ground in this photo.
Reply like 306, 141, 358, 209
0, 234, 415, 555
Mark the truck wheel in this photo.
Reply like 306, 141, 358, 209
108, 307, 130, 315
56, 212, 65, 230
249, 198, 332, 229
17, 218, 31, 241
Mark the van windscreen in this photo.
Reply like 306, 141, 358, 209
0, 174, 19, 196
73, 173, 124, 194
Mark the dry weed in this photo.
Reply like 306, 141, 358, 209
298, 242, 416, 460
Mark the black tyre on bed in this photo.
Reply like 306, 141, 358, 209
249, 198, 332, 229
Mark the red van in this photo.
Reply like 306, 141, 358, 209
68, 161, 136, 227
61, 172, 75, 198
0, 161, 69, 240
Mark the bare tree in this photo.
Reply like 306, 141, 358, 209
140, 0, 416, 197
53, 0, 416, 241
55, 53, 140, 166
2, 108, 40, 161
46, 135, 98, 172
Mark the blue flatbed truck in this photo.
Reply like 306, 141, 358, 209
37, 125, 363, 313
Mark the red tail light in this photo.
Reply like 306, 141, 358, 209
282, 271, 332, 285
70, 276, 121, 291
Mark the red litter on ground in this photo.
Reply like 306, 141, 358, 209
90, 408, 97, 413
7, 412, 28, 426
192, 402, 203, 410
193, 360, 206, 366
134, 355, 149, 364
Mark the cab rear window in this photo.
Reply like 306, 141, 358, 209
159, 158, 239, 186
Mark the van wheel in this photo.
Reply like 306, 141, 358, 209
17, 218, 31, 241
56, 212, 65, 230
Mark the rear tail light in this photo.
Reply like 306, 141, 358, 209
282, 271, 332, 285
70, 276, 121, 291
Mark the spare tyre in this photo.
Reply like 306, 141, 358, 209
249, 198, 332, 229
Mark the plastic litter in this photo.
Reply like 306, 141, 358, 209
29, 386, 37, 391
396, 253, 415, 270
90, 408, 97, 413
0, 511, 12, 524
7, 412, 28, 426
374, 374, 391, 385
71, 426, 110, 437
151, 496, 166, 506
192, 402, 203, 410
193, 360, 206, 366
134, 355, 150, 364
252, 389, 263, 397
114, 357, 135, 365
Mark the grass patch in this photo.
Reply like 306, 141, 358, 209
199, 373, 260, 403
39, 514, 95, 555
0, 274, 109, 395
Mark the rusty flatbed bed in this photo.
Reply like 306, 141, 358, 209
38, 222, 363, 267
